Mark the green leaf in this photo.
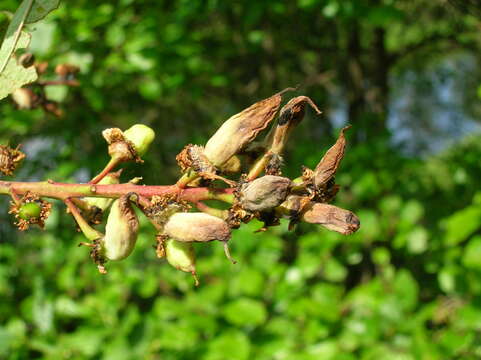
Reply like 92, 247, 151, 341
462, 236, 481, 270
444, 206, 481, 246
205, 330, 251, 360
223, 297, 267, 327
26, 0, 60, 24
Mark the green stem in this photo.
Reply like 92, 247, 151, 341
90, 157, 121, 184
65, 199, 103, 241
0, 180, 235, 203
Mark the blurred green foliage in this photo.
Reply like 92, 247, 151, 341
1, 0, 481, 359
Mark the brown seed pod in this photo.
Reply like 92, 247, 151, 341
164, 212, 236, 264
0, 145, 26, 176
301, 202, 360, 235
313, 125, 351, 188
240, 175, 291, 212
164, 212, 231, 243
203, 90, 290, 167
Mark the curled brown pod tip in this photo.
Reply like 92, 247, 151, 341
301, 202, 360, 235
313, 125, 351, 188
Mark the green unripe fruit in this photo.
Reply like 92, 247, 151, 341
101, 194, 139, 261
18, 202, 42, 220
123, 124, 155, 157
165, 238, 199, 285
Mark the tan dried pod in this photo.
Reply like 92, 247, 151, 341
100, 193, 139, 260
203, 91, 287, 167
313, 125, 351, 188
301, 203, 360, 235
240, 175, 291, 211
219, 155, 242, 174
164, 212, 236, 263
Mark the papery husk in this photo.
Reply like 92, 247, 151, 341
313, 126, 350, 187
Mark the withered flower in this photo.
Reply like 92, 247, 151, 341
102, 124, 155, 162
203, 91, 287, 167
240, 175, 291, 211
0, 145, 26, 176
313, 125, 350, 188
100, 193, 139, 261
9, 192, 52, 231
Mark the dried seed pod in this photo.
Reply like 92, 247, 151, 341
84, 171, 121, 211
100, 193, 139, 260
164, 212, 231, 243
165, 238, 199, 286
0, 145, 26, 176
313, 126, 350, 188
164, 212, 236, 264
301, 203, 360, 235
123, 124, 156, 157
203, 91, 287, 167
240, 175, 291, 211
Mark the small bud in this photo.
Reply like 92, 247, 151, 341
84, 171, 121, 211
11, 88, 37, 109
313, 126, 350, 188
240, 175, 291, 211
100, 193, 139, 260
0, 145, 26, 176
8, 192, 52, 231
165, 238, 199, 286
301, 203, 360, 235
55, 64, 80, 79
164, 212, 231, 243
123, 124, 156, 157
204, 91, 287, 167
18, 202, 42, 220
18, 53, 35, 68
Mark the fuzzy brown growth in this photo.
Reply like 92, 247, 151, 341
155, 233, 169, 258
204, 90, 291, 167
0, 145, 26, 176
313, 125, 351, 187
9, 192, 52, 231
145, 194, 190, 227
176, 144, 236, 186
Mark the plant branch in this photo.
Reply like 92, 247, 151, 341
0, 180, 235, 204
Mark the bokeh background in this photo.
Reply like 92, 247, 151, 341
1, 0, 481, 359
